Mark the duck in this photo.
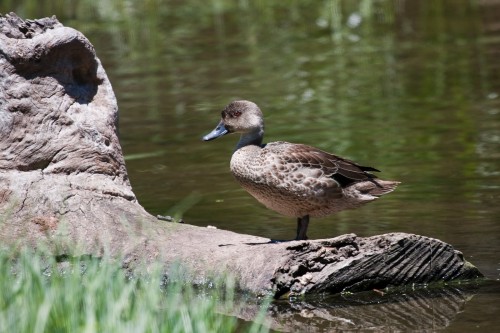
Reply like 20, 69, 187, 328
203, 100, 399, 240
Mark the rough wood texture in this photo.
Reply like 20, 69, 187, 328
0, 12, 146, 257
0, 13, 483, 298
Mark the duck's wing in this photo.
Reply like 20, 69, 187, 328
266, 142, 380, 187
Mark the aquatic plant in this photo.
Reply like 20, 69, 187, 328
0, 247, 269, 333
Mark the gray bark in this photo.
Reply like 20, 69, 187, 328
0, 13, 482, 299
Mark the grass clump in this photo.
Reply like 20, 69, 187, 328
0, 248, 269, 333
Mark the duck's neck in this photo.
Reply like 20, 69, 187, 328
235, 128, 264, 150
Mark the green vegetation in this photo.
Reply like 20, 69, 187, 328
0, 248, 269, 333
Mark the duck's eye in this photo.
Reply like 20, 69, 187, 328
222, 110, 242, 119
229, 110, 241, 118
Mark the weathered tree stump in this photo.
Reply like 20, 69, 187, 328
0, 13, 483, 298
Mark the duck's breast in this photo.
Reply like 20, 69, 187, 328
229, 142, 345, 217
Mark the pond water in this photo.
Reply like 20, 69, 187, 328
3, 0, 500, 331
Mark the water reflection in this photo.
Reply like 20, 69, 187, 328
270, 287, 474, 332
239, 282, 500, 332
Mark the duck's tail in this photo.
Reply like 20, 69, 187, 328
353, 179, 400, 197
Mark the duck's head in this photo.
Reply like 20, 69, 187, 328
203, 100, 264, 141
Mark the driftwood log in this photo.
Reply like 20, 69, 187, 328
0, 13, 483, 299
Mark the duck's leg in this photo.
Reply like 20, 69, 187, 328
295, 215, 309, 240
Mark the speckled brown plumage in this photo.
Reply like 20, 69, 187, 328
203, 100, 399, 240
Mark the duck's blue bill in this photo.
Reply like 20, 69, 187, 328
202, 120, 229, 141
